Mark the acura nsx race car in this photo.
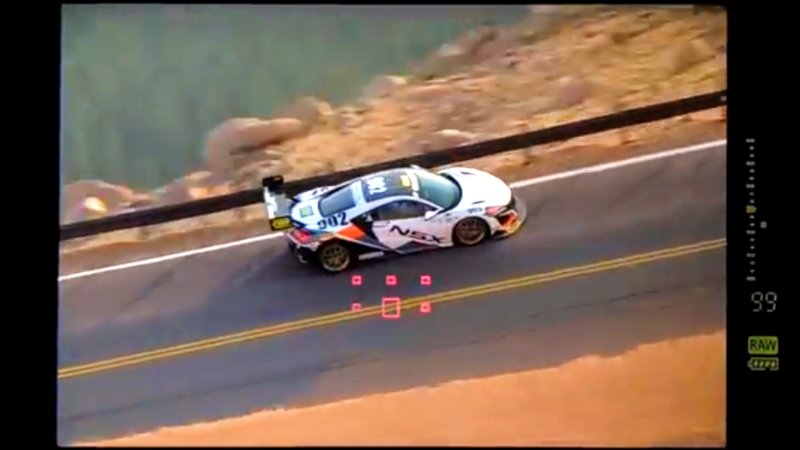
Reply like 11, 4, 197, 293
262, 165, 527, 273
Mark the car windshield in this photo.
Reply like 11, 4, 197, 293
318, 184, 356, 216
414, 169, 461, 209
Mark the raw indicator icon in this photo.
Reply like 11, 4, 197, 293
748, 336, 778, 355
747, 336, 779, 372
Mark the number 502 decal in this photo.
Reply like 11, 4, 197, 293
318, 212, 349, 229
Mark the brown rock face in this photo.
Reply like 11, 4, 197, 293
62, 196, 110, 223
276, 97, 335, 133
414, 27, 500, 80
362, 76, 407, 100
663, 38, 716, 75
403, 84, 459, 103
230, 147, 286, 173
127, 193, 157, 209
234, 160, 286, 190
391, 129, 480, 155
688, 107, 726, 122
62, 180, 137, 222
334, 107, 365, 134
150, 171, 232, 206
552, 76, 592, 110
204, 118, 305, 177
428, 129, 480, 152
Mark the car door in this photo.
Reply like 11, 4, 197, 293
369, 199, 446, 252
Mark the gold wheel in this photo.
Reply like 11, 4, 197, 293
454, 218, 488, 246
318, 241, 351, 273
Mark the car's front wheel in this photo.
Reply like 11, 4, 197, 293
316, 240, 353, 273
453, 217, 489, 246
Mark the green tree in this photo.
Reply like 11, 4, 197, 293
61, 5, 526, 191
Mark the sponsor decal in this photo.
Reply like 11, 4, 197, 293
390, 225, 443, 244
269, 216, 293, 231
359, 251, 385, 260
311, 186, 332, 196
299, 206, 313, 217
317, 212, 349, 229
366, 176, 388, 195
467, 207, 484, 214
400, 174, 411, 187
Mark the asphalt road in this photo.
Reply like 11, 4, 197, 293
57, 142, 727, 444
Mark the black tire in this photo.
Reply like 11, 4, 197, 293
452, 217, 489, 246
315, 240, 354, 274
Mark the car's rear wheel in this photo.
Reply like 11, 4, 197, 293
316, 241, 353, 273
453, 217, 489, 246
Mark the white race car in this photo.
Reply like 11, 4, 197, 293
263, 165, 527, 273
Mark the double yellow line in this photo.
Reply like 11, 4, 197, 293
58, 238, 725, 380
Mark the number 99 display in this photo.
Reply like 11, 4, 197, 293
751, 291, 777, 313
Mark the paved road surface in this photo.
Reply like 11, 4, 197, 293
57, 143, 726, 444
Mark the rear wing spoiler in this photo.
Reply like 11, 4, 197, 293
261, 175, 293, 231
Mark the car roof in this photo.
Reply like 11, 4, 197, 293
355, 167, 419, 204
316, 167, 445, 219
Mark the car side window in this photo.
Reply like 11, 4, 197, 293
373, 200, 432, 221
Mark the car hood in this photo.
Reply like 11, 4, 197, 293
438, 167, 512, 208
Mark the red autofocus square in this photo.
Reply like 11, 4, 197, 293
420, 301, 432, 314
351, 275, 362, 286
420, 275, 432, 286
351, 302, 362, 313
386, 275, 397, 286
381, 297, 401, 319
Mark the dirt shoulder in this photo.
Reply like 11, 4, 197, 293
82, 330, 725, 446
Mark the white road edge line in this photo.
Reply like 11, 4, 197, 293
59, 138, 726, 282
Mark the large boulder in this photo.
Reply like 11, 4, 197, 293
519, 96, 556, 116
662, 38, 716, 75
62, 196, 109, 224
126, 193, 157, 209
233, 160, 286, 190
391, 129, 480, 155
61, 180, 136, 222
402, 84, 459, 103
333, 107, 365, 134
413, 27, 500, 80
203, 117, 305, 177
552, 76, 592, 110
230, 147, 286, 174
275, 97, 335, 133
427, 129, 480, 152
151, 171, 232, 206
362, 75, 407, 100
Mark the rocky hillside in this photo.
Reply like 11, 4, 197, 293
61, 5, 726, 224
